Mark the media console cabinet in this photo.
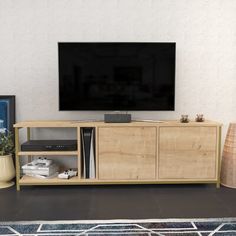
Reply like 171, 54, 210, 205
14, 120, 222, 190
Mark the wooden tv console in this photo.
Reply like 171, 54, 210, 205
14, 120, 222, 190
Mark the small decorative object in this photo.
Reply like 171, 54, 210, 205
0, 131, 15, 188
221, 123, 236, 188
180, 115, 189, 123
195, 114, 205, 122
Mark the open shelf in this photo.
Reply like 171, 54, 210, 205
18, 151, 78, 156
19, 175, 81, 185
19, 175, 116, 185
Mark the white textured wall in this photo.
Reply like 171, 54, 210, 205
1, 0, 236, 142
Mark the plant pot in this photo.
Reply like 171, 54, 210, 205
0, 154, 15, 189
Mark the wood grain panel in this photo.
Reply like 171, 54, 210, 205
98, 127, 156, 180
159, 127, 217, 179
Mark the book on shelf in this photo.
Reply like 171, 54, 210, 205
22, 162, 59, 177
25, 172, 59, 179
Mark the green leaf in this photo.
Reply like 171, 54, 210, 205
0, 131, 14, 156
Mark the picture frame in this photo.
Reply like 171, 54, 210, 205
0, 95, 15, 134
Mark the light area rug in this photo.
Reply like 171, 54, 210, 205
0, 218, 236, 235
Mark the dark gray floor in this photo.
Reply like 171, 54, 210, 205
0, 184, 236, 221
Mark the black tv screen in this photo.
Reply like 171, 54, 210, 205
59, 42, 175, 111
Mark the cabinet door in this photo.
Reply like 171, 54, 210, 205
98, 127, 156, 180
159, 127, 217, 180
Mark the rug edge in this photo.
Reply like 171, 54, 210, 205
1, 218, 236, 225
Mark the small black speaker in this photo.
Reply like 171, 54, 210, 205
104, 114, 132, 123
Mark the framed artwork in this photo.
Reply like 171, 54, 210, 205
0, 96, 15, 134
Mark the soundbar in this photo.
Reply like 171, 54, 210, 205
104, 114, 131, 123
21, 140, 77, 151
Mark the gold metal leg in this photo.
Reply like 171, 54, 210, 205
15, 127, 20, 191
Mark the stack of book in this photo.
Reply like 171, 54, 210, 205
81, 128, 96, 179
22, 159, 59, 179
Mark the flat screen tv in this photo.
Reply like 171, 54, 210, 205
58, 42, 175, 111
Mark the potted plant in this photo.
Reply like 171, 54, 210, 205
0, 131, 15, 189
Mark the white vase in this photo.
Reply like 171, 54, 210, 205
0, 154, 15, 189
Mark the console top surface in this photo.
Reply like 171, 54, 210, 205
14, 120, 222, 128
